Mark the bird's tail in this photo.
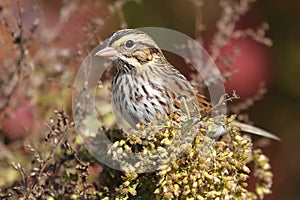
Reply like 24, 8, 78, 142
232, 121, 281, 141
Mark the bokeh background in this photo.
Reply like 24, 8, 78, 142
0, 0, 299, 199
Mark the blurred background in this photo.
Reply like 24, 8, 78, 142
0, 0, 299, 199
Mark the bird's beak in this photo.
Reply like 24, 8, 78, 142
95, 46, 118, 57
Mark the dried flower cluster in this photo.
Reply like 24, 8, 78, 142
90, 115, 273, 199
1, 110, 96, 199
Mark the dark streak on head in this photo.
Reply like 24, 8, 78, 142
108, 29, 145, 46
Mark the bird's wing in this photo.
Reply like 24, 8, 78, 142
159, 63, 280, 141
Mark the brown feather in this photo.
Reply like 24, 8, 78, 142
196, 92, 211, 111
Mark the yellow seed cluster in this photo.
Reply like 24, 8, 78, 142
93, 115, 273, 199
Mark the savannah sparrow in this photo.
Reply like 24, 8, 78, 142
95, 29, 279, 140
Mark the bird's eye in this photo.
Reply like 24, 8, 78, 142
125, 40, 134, 48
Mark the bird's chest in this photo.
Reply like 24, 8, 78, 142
112, 73, 170, 126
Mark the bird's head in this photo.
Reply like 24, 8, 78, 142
95, 29, 165, 71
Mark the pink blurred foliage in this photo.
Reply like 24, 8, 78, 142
1, 99, 36, 140
219, 38, 272, 99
